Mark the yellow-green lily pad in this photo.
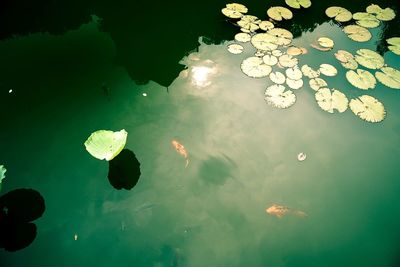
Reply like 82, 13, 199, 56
309, 78, 328, 91
301, 64, 320, 78
235, 32, 251, 43
318, 37, 334, 48
315, 88, 348, 113
268, 28, 293, 46
227, 43, 244, 54
279, 54, 298, 68
286, 67, 303, 80
251, 33, 279, 51
238, 15, 261, 32
319, 64, 338, 76
346, 69, 376, 90
375, 67, 400, 89
325, 6, 352, 22
259, 21, 275, 31
264, 84, 296, 108
222, 3, 248, 19
353, 12, 380, 28
334, 50, 358, 69
241, 57, 272, 78
84, 129, 128, 161
349, 95, 386, 123
269, 71, 286, 84
354, 49, 384, 69
287, 46, 306, 56
285, 0, 311, 9
263, 54, 278, 66
343, 25, 372, 42
267, 6, 293, 21
366, 4, 396, 21
387, 37, 400, 55
286, 78, 304, 90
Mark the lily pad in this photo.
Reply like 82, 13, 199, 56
227, 43, 244, 54
334, 50, 358, 70
241, 56, 272, 78
309, 78, 328, 91
264, 84, 296, 108
287, 46, 306, 56
349, 95, 386, 123
366, 4, 396, 21
353, 12, 380, 28
263, 55, 278, 66
375, 67, 400, 89
279, 54, 298, 68
386, 37, 400, 55
272, 49, 283, 57
354, 49, 384, 69
237, 15, 261, 32
255, 50, 266, 57
269, 71, 286, 84
235, 32, 251, 43
286, 67, 303, 80
318, 37, 334, 48
325, 6, 352, 22
259, 21, 275, 31
319, 64, 338, 76
286, 78, 304, 89
301, 64, 320, 78
268, 28, 293, 46
343, 25, 372, 42
222, 3, 248, 19
315, 88, 348, 113
84, 129, 128, 161
285, 0, 311, 9
251, 33, 279, 51
267, 6, 293, 21
346, 69, 376, 90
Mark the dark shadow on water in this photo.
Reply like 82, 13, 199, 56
198, 155, 235, 186
108, 149, 141, 190
0, 188, 45, 252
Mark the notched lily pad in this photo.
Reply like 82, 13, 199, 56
301, 64, 320, 78
287, 46, 307, 56
269, 71, 286, 84
222, 3, 248, 19
349, 95, 386, 123
267, 6, 293, 21
251, 33, 278, 51
235, 32, 251, 43
325, 6, 352, 22
309, 78, 328, 91
319, 64, 338, 76
343, 25, 372, 42
84, 129, 128, 161
263, 54, 278, 66
285, 0, 311, 9
241, 56, 272, 78
286, 78, 303, 89
366, 4, 395, 21
286, 67, 303, 80
334, 50, 358, 69
353, 12, 380, 28
315, 88, 348, 113
346, 69, 376, 90
237, 15, 261, 32
318, 37, 334, 48
386, 37, 400, 55
264, 84, 296, 108
259, 21, 275, 31
279, 54, 298, 68
354, 49, 384, 69
227, 43, 244, 54
268, 28, 293, 46
375, 67, 400, 89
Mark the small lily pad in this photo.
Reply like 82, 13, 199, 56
269, 71, 286, 84
238, 15, 261, 32
259, 21, 275, 31
318, 37, 334, 48
264, 84, 296, 108
334, 50, 358, 70
375, 67, 400, 89
346, 69, 376, 90
315, 88, 348, 113
325, 6, 352, 22
343, 25, 372, 42
349, 95, 386, 123
267, 6, 293, 21
255, 50, 266, 57
268, 28, 293, 46
235, 32, 251, 43
386, 37, 400, 55
222, 3, 248, 19
353, 12, 380, 28
287, 46, 306, 56
251, 33, 278, 51
354, 49, 384, 69
227, 43, 244, 54
263, 54, 278, 66
309, 78, 328, 91
301, 64, 320, 78
286, 67, 303, 80
84, 129, 128, 161
272, 49, 283, 57
285, 0, 311, 9
241, 57, 272, 78
279, 54, 298, 68
286, 78, 304, 89
319, 64, 338, 76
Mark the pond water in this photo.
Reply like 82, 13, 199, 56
1, 1, 400, 266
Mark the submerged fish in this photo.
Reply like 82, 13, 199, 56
265, 204, 307, 218
171, 140, 189, 167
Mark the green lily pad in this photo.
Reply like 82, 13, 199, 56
346, 69, 376, 90
315, 88, 348, 113
309, 78, 328, 91
267, 6, 293, 21
227, 43, 244, 54
343, 25, 372, 42
241, 57, 272, 78
268, 28, 293, 46
354, 49, 384, 69
334, 50, 358, 69
235, 32, 251, 43
285, 0, 311, 9
349, 95, 386, 123
222, 3, 248, 19
263, 54, 278, 66
279, 54, 298, 68
259, 21, 275, 31
264, 84, 296, 108
286, 67, 303, 80
387, 37, 400, 55
325, 6, 352, 22
375, 67, 400, 89
353, 12, 380, 28
251, 33, 279, 51
286, 78, 304, 90
301, 64, 320, 78
238, 15, 261, 32
319, 64, 338, 76
84, 129, 128, 161
366, 4, 396, 21
269, 71, 286, 84
318, 37, 334, 48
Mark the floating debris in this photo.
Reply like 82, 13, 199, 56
354, 49, 384, 69
74, 234, 78, 241
171, 140, 189, 168
221, 3, 248, 19
264, 84, 296, 109
315, 88, 348, 113
297, 152, 307, 161
325, 6, 352, 22
267, 6, 293, 21
265, 204, 307, 218
142, 93, 147, 96
346, 69, 376, 90
285, 0, 311, 9
349, 95, 386, 123
343, 25, 372, 42
227, 43, 244, 54
375, 67, 400, 89
386, 37, 400, 55
241, 57, 272, 78
8, 89, 12, 93
84, 129, 128, 161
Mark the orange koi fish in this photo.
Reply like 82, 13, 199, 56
265, 204, 307, 218
171, 140, 189, 167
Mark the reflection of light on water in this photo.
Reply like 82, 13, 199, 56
191, 65, 217, 88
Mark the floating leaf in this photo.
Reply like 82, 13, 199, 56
318, 37, 334, 48
325, 6, 352, 22
268, 28, 293, 46
319, 64, 338, 76
255, 50, 266, 57
286, 67, 303, 80
353, 12, 380, 28
301, 64, 320, 78
349, 95, 386, 123
269, 71, 286, 84
84, 129, 128, 161
310, 43, 332, 52
264, 84, 296, 108
286, 78, 304, 89
366, 4, 382, 14
227, 43, 244, 54
343, 25, 372, 42
267, 6, 293, 21
272, 49, 283, 57
285, 0, 311, 9
346, 69, 376, 90
386, 37, 400, 55
235, 32, 251, 43
251, 33, 278, 51
375, 67, 400, 89
315, 88, 348, 113
263, 54, 278, 66
366, 4, 396, 21
259, 21, 275, 31
238, 15, 261, 32
309, 78, 328, 91
222, 3, 248, 19
334, 50, 358, 69
241, 56, 272, 78
354, 49, 384, 69
279, 54, 298, 68
287, 46, 307, 56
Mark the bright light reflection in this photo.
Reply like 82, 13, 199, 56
191, 66, 216, 87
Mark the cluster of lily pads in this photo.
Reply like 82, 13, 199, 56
222, 2, 399, 123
